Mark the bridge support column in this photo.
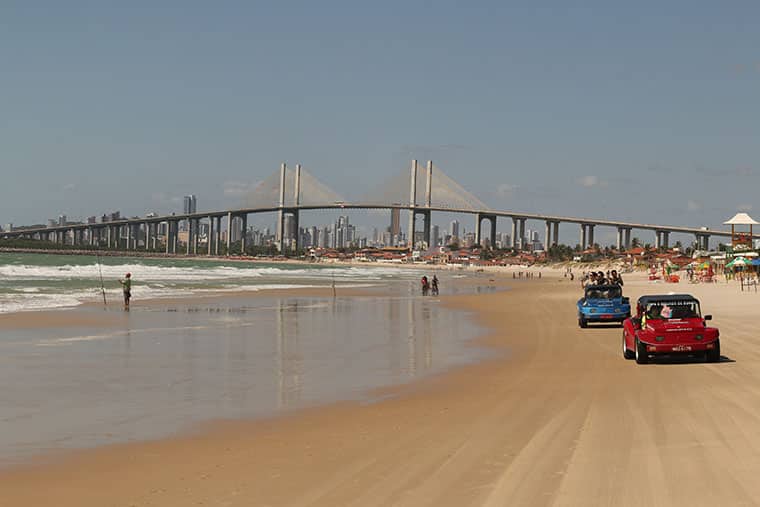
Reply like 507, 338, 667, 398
186, 220, 192, 255
587, 225, 595, 248
553, 221, 560, 247
127, 224, 133, 250
425, 160, 433, 207
616, 227, 623, 251
277, 213, 285, 253
144, 222, 149, 250
655, 231, 662, 250
490, 216, 497, 249
291, 210, 300, 253
476, 214, 496, 249
518, 218, 526, 250
215, 217, 221, 255
207, 216, 213, 256
580, 224, 587, 250
194, 219, 200, 255
226, 212, 232, 255
292, 164, 302, 254
545, 221, 552, 250
662, 231, 670, 249
407, 160, 418, 250
510, 217, 518, 249
276, 163, 288, 252
172, 221, 179, 254
240, 214, 247, 254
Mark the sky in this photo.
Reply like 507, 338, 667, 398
2, 1, 759, 245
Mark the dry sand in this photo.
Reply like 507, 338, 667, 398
3, 273, 760, 506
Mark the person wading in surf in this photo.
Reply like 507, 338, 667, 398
119, 273, 132, 310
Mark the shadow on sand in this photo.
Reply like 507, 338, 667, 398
641, 355, 735, 365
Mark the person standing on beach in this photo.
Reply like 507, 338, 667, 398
431, 275, 439, 295
119, 273, 132, 310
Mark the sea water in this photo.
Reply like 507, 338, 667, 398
0, 253, 494, 464
0, 252, 422, 313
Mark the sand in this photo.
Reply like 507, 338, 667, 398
2, 272, 760, 506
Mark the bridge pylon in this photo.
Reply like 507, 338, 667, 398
407, 160, 433, 250
276, 162, 301, 253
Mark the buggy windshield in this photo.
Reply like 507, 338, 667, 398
644, 301, 701, 320
585, 286, 622, 299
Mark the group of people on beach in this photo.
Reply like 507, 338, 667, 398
512, 271, 541, 279
420, 275, 439, 296
581, 270, 623, 288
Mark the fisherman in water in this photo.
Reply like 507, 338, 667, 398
119, 272, 132, 310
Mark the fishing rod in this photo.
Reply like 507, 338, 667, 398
96, 252, 107, 307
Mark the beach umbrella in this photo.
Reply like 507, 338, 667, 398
727, 257, 748, 268
752, 258, 760, 266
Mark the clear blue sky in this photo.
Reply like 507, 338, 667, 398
2, 1, 759, 244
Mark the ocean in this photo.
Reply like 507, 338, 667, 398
0, 253, 493, 463
0, 252, 423, 313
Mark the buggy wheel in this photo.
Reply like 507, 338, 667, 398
706, 339, 721, 363
578, 317, 588, 328
623, 332, 635, 360
635, 337, 648, 364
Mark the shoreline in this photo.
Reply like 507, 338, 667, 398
4, 270, 758, 504
0, 272, 512, 467
0, 273, 521, 466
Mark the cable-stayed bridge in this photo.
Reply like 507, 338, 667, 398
1, 161, 749, 254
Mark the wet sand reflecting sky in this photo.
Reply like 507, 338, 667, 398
0, 290, 491, 464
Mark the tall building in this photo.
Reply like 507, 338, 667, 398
390, 208, 400, 237
230, 216, 242, 242
58, 215, 67, 226
283, 215, 296, 247
183, 195, 197, 214
431, 225, 440, 248
450, 220, 460, 240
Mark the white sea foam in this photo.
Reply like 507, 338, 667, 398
0, 257, 421, 314
0, 263, 412, 282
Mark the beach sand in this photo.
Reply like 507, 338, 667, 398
3, 272, 760, 505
